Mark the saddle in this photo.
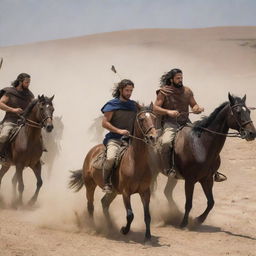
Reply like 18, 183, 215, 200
92, 142, 128, 170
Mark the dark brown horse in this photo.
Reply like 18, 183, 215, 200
152, 93, 256, 228
69, 104, 157, 242
0, 95, 54, 206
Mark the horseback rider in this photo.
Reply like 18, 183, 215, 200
154, 68, 226, 182
0, 73, 34, 161
101, 79, 137, 193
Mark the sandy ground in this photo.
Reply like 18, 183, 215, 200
0, 138, 256, 256
0, 27, 256, 255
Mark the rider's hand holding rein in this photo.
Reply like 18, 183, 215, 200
12, 108, 23, 114
166, 110, 180, 118
118, 129, 130, 136
192, 105, 204, 114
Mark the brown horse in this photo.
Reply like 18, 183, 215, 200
0, 95, 54, 206
69, 104, 157, 242
152, 93, 256, 228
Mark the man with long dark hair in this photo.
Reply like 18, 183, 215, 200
154, 68, 226, 182
101, 79, 137, 193
0, 73, 34, 161
154, 69, 204, 175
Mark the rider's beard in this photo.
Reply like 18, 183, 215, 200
21, 85, 29, 91
121, 93, 131, 101
173, 81, 183, 88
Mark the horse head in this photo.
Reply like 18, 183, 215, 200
228, 93, 256, 141
135, 102, 157, 145
36, 94, 55, 132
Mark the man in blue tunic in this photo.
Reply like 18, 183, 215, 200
101, 79, 137, 193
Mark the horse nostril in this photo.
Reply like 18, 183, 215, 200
46, 125, 53, 132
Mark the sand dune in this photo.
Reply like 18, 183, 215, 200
0, 27, 256, 255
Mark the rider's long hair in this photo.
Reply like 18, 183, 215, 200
112, 79, 134, 98
160, 68, 182, 87
12, 73, 30, 87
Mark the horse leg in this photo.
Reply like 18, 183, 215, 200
28, 161, 43, 206
0, 164, 11, 185
180, 181, 195, 228
0, 164, 11, 206
12, 171, 18, 200
120, 193, 134, 235
85, 178, 96, 218
196, 177, 214, 224
15, 165, 25, 206
139, 189, 151, 243
164, 176, 178, 208
101, 192, 117, 219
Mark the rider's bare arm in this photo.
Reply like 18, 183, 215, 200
102, 111, 130, 136
189, 95, 204, 114
153, 92, 180, 117
0, 95, 23, 114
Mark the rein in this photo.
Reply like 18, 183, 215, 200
19, 111, 53, 129
183, 103, 252, 138
186, 123, 241, 137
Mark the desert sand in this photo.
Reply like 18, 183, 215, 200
0, 27, 256, 256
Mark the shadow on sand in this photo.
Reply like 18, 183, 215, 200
190, 224, 256, 241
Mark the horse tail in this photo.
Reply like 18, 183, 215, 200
69, 169, 84, 192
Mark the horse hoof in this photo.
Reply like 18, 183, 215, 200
120, 226, 129, 235
180, 222, 188, 229
195, 217, 203, 225
144, 237, 152, 246
28, 199, 36, 206
11, 201, 18, 209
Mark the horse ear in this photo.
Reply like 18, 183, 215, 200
242, 94, 246, 103
49, 95, 55, 102
136, 102, 142, 112
228, 92, 235, 106
149, 102, 153, 112
38, 95, 42, 100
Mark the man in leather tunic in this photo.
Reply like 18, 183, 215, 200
154, 68, 226, 182
154, 69, 204, 176
0, 73, 34, 161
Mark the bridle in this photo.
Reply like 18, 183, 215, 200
136, 110, 156, 137
21, 103, 53, 129
128, 110, 156, 144
230, 103, 252, 136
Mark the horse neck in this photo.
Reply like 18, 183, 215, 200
131, 123, 147, 159
25, 109, 42, 139
202, 104, 230, 153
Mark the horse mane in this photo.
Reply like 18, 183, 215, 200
192, 101, 229, 133
22, 99, 38, 118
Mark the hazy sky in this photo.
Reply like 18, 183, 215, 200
0, 0, 255, 46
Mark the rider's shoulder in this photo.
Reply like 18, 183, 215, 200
183, 86, 194, 96
0, 87, 15, 98
27, 89, 34, 99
